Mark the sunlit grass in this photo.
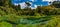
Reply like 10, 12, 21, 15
0, 21, 12, 27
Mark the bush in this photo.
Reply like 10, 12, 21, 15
0, 21, 12, 27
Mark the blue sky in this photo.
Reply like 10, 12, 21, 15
11, 0, 57, 9
12, 0, 48, 5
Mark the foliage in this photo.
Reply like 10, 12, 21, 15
0, 21, 12, 27
0, 0, 60, 27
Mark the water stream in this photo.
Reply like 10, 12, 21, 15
18, 17, 52, 25
1, 16, 52, 25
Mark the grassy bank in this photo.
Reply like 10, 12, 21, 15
0, 14, 60, 27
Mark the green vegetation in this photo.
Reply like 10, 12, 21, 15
0, 0, 60, 27
0, 21, 12, 27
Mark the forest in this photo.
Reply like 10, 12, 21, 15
0, 0, 60, 27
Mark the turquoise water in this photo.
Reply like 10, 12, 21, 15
0, 15, 52, 25
19, 17, 52, 25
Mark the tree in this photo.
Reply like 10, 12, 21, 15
52, 1, 60, 8
3, 0, 9, 7
0, 0, 5, 6
25, 2, 31, 9
36, 6, 42, 13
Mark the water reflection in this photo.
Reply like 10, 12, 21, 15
2, 16, 52, 25
19, 17, 52, 25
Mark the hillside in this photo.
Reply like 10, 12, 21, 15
0, 0, 60, 27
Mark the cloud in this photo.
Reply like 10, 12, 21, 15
42, 0, 58, 5
34, 5, 37, 8
19, 2, 27, 9
19, 2, 37, 9
17, 2, 37, 9
30, 0, 34, 1
31, 4, 37, 9
19, 2, 32, 9
13, 0, 39, 9
29, 0, 37, 2
48, 2, 50, 5
14, 2, 36, 9
14, 3, 18, 6
42, 0, 57, 2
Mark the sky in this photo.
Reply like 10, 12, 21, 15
11, 0, 59, 9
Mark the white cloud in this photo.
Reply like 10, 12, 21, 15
48, 2, 50, 5
19, 2, 27, 9
14, 3, 18, 6
13, 1, 37, 9
42, 0, 58, 5
27, 2, 32, 4
31, 5, 37, 9
34, 5, 37, 8
29, 0, 37, 2
19, 2, 31, 9
31, 0, 35, 2
42, 0, 57, 2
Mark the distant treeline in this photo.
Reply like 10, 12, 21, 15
0, 0, 60, 16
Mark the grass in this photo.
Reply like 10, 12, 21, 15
0, 14, 60, 27
0, 6, 60, 27
0, 21, 12, 27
